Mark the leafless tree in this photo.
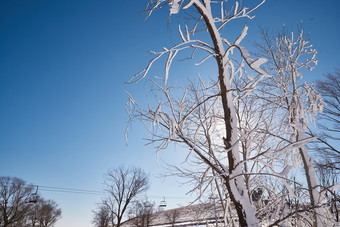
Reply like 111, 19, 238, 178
253, 25, 334, 226
127, 199, 155, 227
304, 68, 340, 225
25, 196, 62, 227
165, 209, 180, 227
101, 166, 149, 227
0, 176, 34, 227
35, 198, 61, 227
127, 1, 334, 226
27, 199, 40, 227
92, 204, 111, 227
313, 69, 340, 170
127, 1, 270, 226
316, 161, 340, 222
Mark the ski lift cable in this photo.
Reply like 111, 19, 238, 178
39, 188, 106, 195
148, 195, 188, 200
38, 185, 104, 194
36, 185, 191, 199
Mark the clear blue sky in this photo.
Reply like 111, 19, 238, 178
1, 0, 339, 226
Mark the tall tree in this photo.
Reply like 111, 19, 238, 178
127, 1, 336, 226
126, 0, 282, 226
0, 176, 34, 227
310, 70, 340, 224
254, 26, 330, 226
127, 1, 269, 226
102, 166, 149, 227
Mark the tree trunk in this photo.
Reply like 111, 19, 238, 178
295, 120, 325, 227
192, 2, 258, 226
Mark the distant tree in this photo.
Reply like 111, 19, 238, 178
0, 176, 34, 227
190, 203, 218, 226
314, 69, 340, 170
127, 199, 155, 227
27, 199, 39, 227
36, 198, 61, 227
165, 209, 180, 227
26, 196, 62, 227
316, 161, 340, 222
102, 166, 149, 227
92, 204, 111, 227
304, 68, 340, 225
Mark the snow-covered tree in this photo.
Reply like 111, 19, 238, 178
316, 161, 340, 223
312, 69, 340, 224
127, 1, 270, 226
127, 1, 334, 226
254, 26, 333, 226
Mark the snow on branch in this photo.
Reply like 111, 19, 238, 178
127, 39, 213, 84
233, 44, 270, 78
217, 0, 266, 31
169, 0, 181, 14
274, 137, 315, 154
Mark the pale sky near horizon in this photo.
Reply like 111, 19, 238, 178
1, 0, 340, 226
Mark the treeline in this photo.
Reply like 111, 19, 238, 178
0, 176, 61, 227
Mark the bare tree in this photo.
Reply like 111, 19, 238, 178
304, 68, 340, 225
102, 166, 149, 227
0, 176, 34, 227
314, 70, 340, 170
27, 199, 40, 227
127, 1, 335, 226
253, 26, 332, 226
127, 1, 270, 226
92, 205, 111, 227
165, 209, 180, 227
127, 199, 155, 227
35, 198, 62, 227
316, 161, 340, 222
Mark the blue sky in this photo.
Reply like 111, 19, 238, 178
1, 0, 339, 226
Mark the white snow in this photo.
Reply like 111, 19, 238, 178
169, 0, 181, 15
